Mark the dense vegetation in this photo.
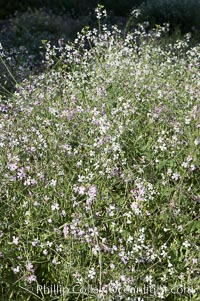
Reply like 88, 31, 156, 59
0, 4, 200, 301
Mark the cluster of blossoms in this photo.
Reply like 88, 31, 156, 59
0, 6, 199, 300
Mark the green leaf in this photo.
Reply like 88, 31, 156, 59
186, 221, 200, 233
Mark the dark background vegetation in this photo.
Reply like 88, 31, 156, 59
1, 0, 200, 34
0, 0, 141, 19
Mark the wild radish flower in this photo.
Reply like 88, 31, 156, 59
172, 173, 180, 181
92, 245, 100, 255
145, 275, 153, 284
127, 236, 133, 243
163, 228, 170, 232
52, 258, 60, 265
131, 9, 141, 18
63, 224, 69, 238
95, 5, 107, 19
13, 266, 20, 274
8, 163, 18, 171
61, 210, 66, 217
192, 258, 198, 264
168, 261, 173, 268
187, 156, 193, 162
78, 186, 86, 195
181, 161, 188, 168
131, 202, 141, 215
31, 239, 39, 246
88, 267, 96, 279
46, 241, 53, 247
17, 168, 26, 179
107, 204, 115, 217
43, 249, 48, 255
12, 236, 19, 245
88, 185, 98, 197
31, 178, 37, 185
51, 202, 59, 211
89, 227, 99, 237
183, 241, 190, 248
76, 160, 82, 167
24, 177, 37, 186
194, 139, 199, 146
27, 275, 37, 283
26, 262, 34, 272
50, 179, 57, 187
188, 288, 196, 295
49, 107, 57, 115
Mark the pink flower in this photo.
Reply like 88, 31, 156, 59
88, 186, 98, 197
13, 266, 20, 274
27, 275, 37, 283
8, 163, 18, 171
63, 224, 69, 238
26, 261, 34, 272
172, 172, 180, 181
78, 186, 86, 195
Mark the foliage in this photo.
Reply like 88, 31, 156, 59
137, 0, 200, 33
0, 0, 136, 19
0, 8, 91, 51
0, 6, 200, 301
101, 0, 143, 16
0, 0, 97, 19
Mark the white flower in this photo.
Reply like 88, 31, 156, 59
13, 266, 20, 274
192, 258, 198, 264
127, 235, 133, 243
51, 203, 59, 211
92, 245, 100, 255
13, 236, 19, 245
181, 162, 188, 168
131, 9, 141, 18
130, 202, 141, 215
183, 241, 190, 248
172, 173, 180, 181
50, 179, 57, 187
88, 267, 96, 279
52, 258, 60, 265
145, 275, 153, 283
